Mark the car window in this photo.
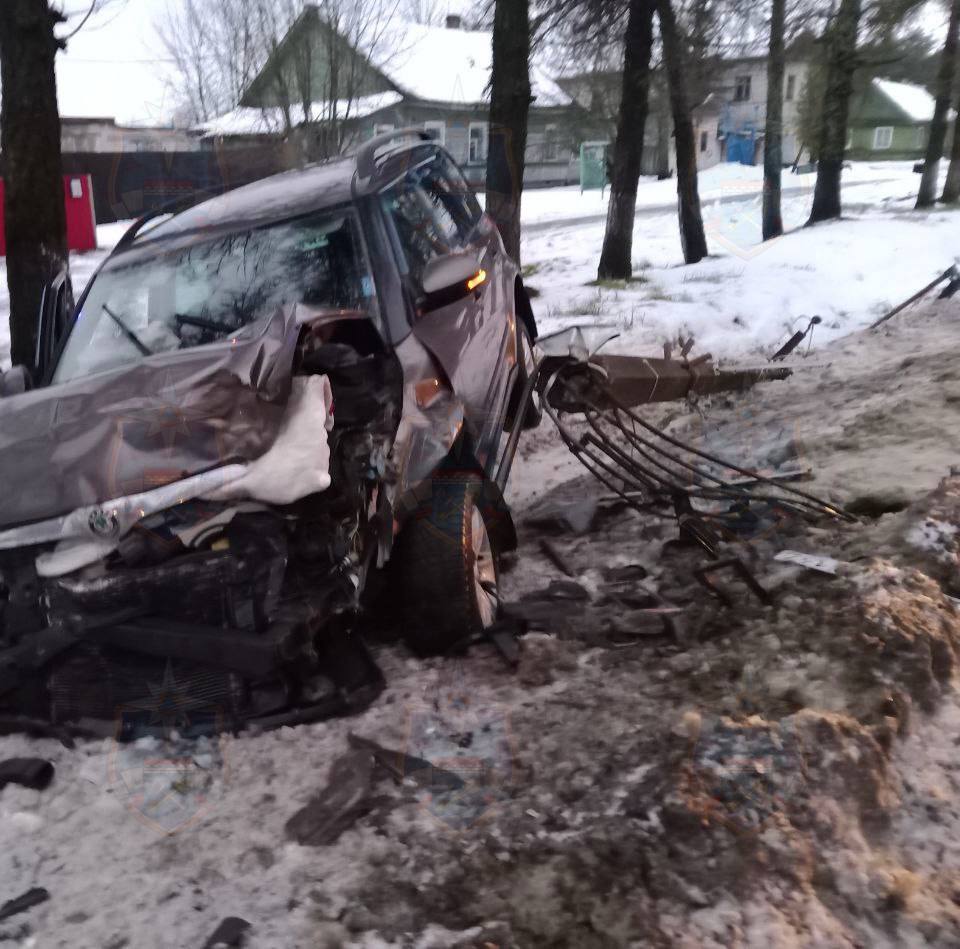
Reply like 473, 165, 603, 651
53, 210, 377, 384
381, 152, 482, 287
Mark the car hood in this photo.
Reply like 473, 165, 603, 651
0, 307, 299, 531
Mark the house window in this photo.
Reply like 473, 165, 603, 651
542, 124, 560, 161
700, 130, 708, 153
873, 126, 893, 150
374, 123, 395, 137
468, 122, 487, 163
423, 121, 445, 145
785, 74, 796, 101
734, 75, 751, 102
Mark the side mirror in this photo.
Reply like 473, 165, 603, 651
0, 365, 31, 397
418, 252, 486, 314
35, 269, 74, 382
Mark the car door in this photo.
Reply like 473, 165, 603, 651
379, 150, 514, 469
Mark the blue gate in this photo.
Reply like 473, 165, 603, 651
726, 133, 755, 165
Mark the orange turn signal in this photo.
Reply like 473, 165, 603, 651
466, 269, 487, 291
414, 377, 444, 407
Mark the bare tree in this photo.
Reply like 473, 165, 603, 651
160, 0, 400, 156
486, 0, 531, 264
763, 0, 787, 240
916, 0, 960, 208
0, 0, 69, 369
597, 0, 656, 279
657, 0, 708, 264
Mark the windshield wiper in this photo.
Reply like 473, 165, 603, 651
102, 304, 152, 357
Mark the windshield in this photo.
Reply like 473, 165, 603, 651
53, 209, 376, 384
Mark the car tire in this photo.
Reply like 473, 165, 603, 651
396, 474, 500, 656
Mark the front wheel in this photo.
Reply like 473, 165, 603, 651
395, 475, 500, 655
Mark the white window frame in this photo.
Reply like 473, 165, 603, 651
423, 120, 445, 145
734, 75, 751, 102
468, 121, 488, 163
873, 126, 893, 150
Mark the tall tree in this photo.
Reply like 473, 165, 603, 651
656, 0, 708, 264
807, 0, 862, 224
942, 86, 960, 201
485, 0, 532, 264
597, 0, 656, 279
762, 0, 787, 240
917, 0, 960, 208
0, 0, 69, 370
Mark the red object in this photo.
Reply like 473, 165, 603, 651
0, 173, 97, 256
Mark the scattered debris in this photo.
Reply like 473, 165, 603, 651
537, 538, 575, 577
284, 750, 382, 847
202, 916, 251, 949
870, 265, 957, 329
0, 887, 49, 923
0, 757, 54, 791
348, 733, 465, 791
773, 549, 844, 575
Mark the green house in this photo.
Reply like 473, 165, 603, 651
846, 77, 949, 160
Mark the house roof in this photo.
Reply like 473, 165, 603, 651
872, 78, 935, 123
196, 92, 403, 138
382, 22, 570, 107
229, 11, 572, 130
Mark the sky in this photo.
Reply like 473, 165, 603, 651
35, 0, 958, 128
54, 0, 176, 124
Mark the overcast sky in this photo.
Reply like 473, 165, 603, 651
55, 0, 175, 124
46, 0, 954, 127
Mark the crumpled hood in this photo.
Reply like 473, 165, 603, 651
0, 307, 298, 531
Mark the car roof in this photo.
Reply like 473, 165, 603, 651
140, 156, 358, 244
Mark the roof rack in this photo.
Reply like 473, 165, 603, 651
354, 127, 435, 184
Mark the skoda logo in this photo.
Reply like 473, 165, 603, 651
88, 508, 120, 538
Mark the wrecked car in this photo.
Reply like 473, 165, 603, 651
0, 130, 539, 737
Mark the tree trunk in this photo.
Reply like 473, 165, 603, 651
0, 0, 68, 369
807, 0, 861, 225
485, 0, 530, 265
942, 89, 960, 202
656, 0, 708, 264
917, 0, 960, 207
597, 0, 656, 280
762, 0, 786, 240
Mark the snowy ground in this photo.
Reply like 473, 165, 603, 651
2, 163, 960, 947
521, 161, 958, 363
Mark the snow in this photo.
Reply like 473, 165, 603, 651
520, 160, 958, 363
196, 94, 404, 137
873, 77, 936, 123
380, 23, 571, 107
